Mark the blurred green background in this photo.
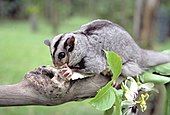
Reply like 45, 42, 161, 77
0, 0, 170, 115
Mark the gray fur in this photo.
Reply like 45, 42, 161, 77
45, 19, 170, 77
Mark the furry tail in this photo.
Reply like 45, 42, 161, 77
143, 50, 170, 67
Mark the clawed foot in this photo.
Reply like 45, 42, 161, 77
58, 64, 73, 81
113, 76, 126, 89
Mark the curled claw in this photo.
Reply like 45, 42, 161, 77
113, 76, 126, 89
63, 69, 73, 78
58, 64, 73, 80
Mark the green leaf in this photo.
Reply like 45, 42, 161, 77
104, 106, 114, 115
153, 63, 170, 75
153, 50, 170, 75
90, 51, 123, 111
113, 89, 123, 115
140, 72, 170, 84
162, 49, 170, 54
89, 81, 115, 111
105, 51, 122, 81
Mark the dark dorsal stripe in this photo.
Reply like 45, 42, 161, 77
84, 22, 111, 35
52, 36, 63, 59
84, 21, 125, 35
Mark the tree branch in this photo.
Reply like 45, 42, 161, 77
0, 66, 110, 106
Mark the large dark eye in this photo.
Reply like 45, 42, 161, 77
58, 52, 65, 59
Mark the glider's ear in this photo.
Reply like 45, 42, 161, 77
66, 36, 75, 46
64, 36, 75, 52
44, 39, 51, 46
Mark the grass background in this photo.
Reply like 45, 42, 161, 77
0, 16, 170, 115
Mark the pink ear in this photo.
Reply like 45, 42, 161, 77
44, 39, 51, 46
67, 36, 75, 45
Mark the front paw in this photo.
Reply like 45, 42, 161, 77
113, 76, 126, 89
101, 68, 112, 77
58, 64, 73, 81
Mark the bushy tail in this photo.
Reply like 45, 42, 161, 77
143, 50, 170, 67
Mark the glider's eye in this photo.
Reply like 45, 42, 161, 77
58, 52, 65, 59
